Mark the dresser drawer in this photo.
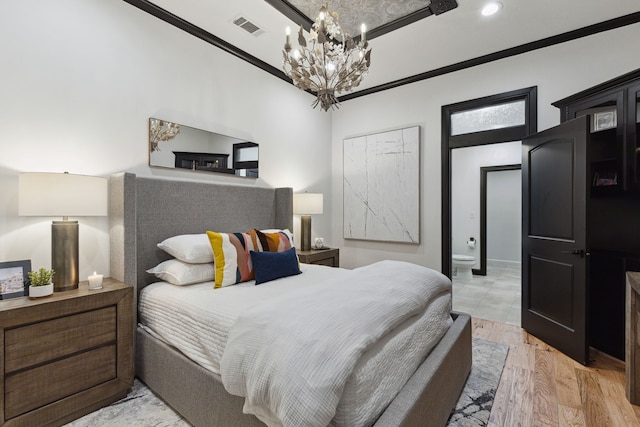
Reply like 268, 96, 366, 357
5, 306, 117, 374
5, 344, 117, 419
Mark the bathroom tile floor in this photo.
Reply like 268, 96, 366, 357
452, 260, 521, 326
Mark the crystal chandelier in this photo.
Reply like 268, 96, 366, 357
283, 2, 371, 111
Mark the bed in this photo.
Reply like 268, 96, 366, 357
109, 172, 472, 427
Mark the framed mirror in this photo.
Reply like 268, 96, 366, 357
149, 118, 259, 178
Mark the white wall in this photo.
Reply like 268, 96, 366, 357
451, 142, 521, 264
331, 23, 640, 270
487, 169, 521, 263
0, 0, 331, 280
2, 2, 639, 278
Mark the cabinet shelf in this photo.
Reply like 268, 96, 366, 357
591, 159, 621, 195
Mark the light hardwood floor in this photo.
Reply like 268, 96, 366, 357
474, 317, 640, 426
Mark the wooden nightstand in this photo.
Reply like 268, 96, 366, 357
297, 248, 340, 267
0, 278, 134, 426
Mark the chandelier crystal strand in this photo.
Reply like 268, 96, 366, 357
283, 2, 371, 111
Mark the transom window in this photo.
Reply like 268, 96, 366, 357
450, 100, 526, 136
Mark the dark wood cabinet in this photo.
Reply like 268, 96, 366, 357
553, 68, 640, 194
589, 251, 640, 361
550, 69, 640, 361
590, 251, 626, 361
553, 70, 640, 251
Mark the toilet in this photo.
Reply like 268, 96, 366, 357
452, 254, 476, 279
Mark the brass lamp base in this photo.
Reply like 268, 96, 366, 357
52, 220, 79, 291
300, 215, 312, 251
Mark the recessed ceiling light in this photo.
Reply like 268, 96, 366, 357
481, 2, 503, 16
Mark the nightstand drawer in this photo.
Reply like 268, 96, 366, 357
313, 257, 337, 267
297, 248, 340, 267
5, 306, 117, 374
5, 345, 117, 419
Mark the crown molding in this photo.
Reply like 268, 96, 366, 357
122, 1, 640, 106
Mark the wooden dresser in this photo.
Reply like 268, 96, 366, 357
0, 278, 134, 426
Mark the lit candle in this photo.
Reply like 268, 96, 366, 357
88, 271, 103, 289
361, 23, 366, 43
319, 11, 326, 33
285, 26, 291, 51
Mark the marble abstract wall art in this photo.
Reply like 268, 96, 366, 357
343, 126, 420, 243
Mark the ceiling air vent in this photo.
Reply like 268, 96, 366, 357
233, 16, 265, 37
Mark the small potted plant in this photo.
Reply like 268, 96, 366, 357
28, 267, 55, 297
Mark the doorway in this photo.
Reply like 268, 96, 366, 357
441, 87, 537, 276
481, 165, 521, 275
450, 146, 522, 324
442, 87, 537, 324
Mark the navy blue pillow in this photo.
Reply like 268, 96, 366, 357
250, 247, 301, 285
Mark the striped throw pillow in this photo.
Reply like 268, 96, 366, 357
206, 229, 293, 288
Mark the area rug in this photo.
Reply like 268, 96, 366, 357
67, 338, 508, 427
446, 338, 509, 426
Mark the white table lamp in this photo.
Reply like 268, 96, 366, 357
19, 172, 108, 291
293, 193, 323, 251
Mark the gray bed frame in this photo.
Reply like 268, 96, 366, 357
109, 172, 472, 427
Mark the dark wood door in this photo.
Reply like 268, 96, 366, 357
522, 115, 590, 365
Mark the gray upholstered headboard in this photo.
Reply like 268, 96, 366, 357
109, 173, 293, 295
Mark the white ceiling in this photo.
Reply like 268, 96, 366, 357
146, 0, 639, 93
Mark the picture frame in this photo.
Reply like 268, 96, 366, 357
343, 125, 420, 243
0, 260, 31, 300
577, 106, 618, 133
593, 110, 617, 132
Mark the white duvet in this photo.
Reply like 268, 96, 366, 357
139, 261, 452, 427
221, 260, 451, 427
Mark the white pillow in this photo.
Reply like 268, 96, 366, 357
157, 234, 213, 263
146, 259, 215, 286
